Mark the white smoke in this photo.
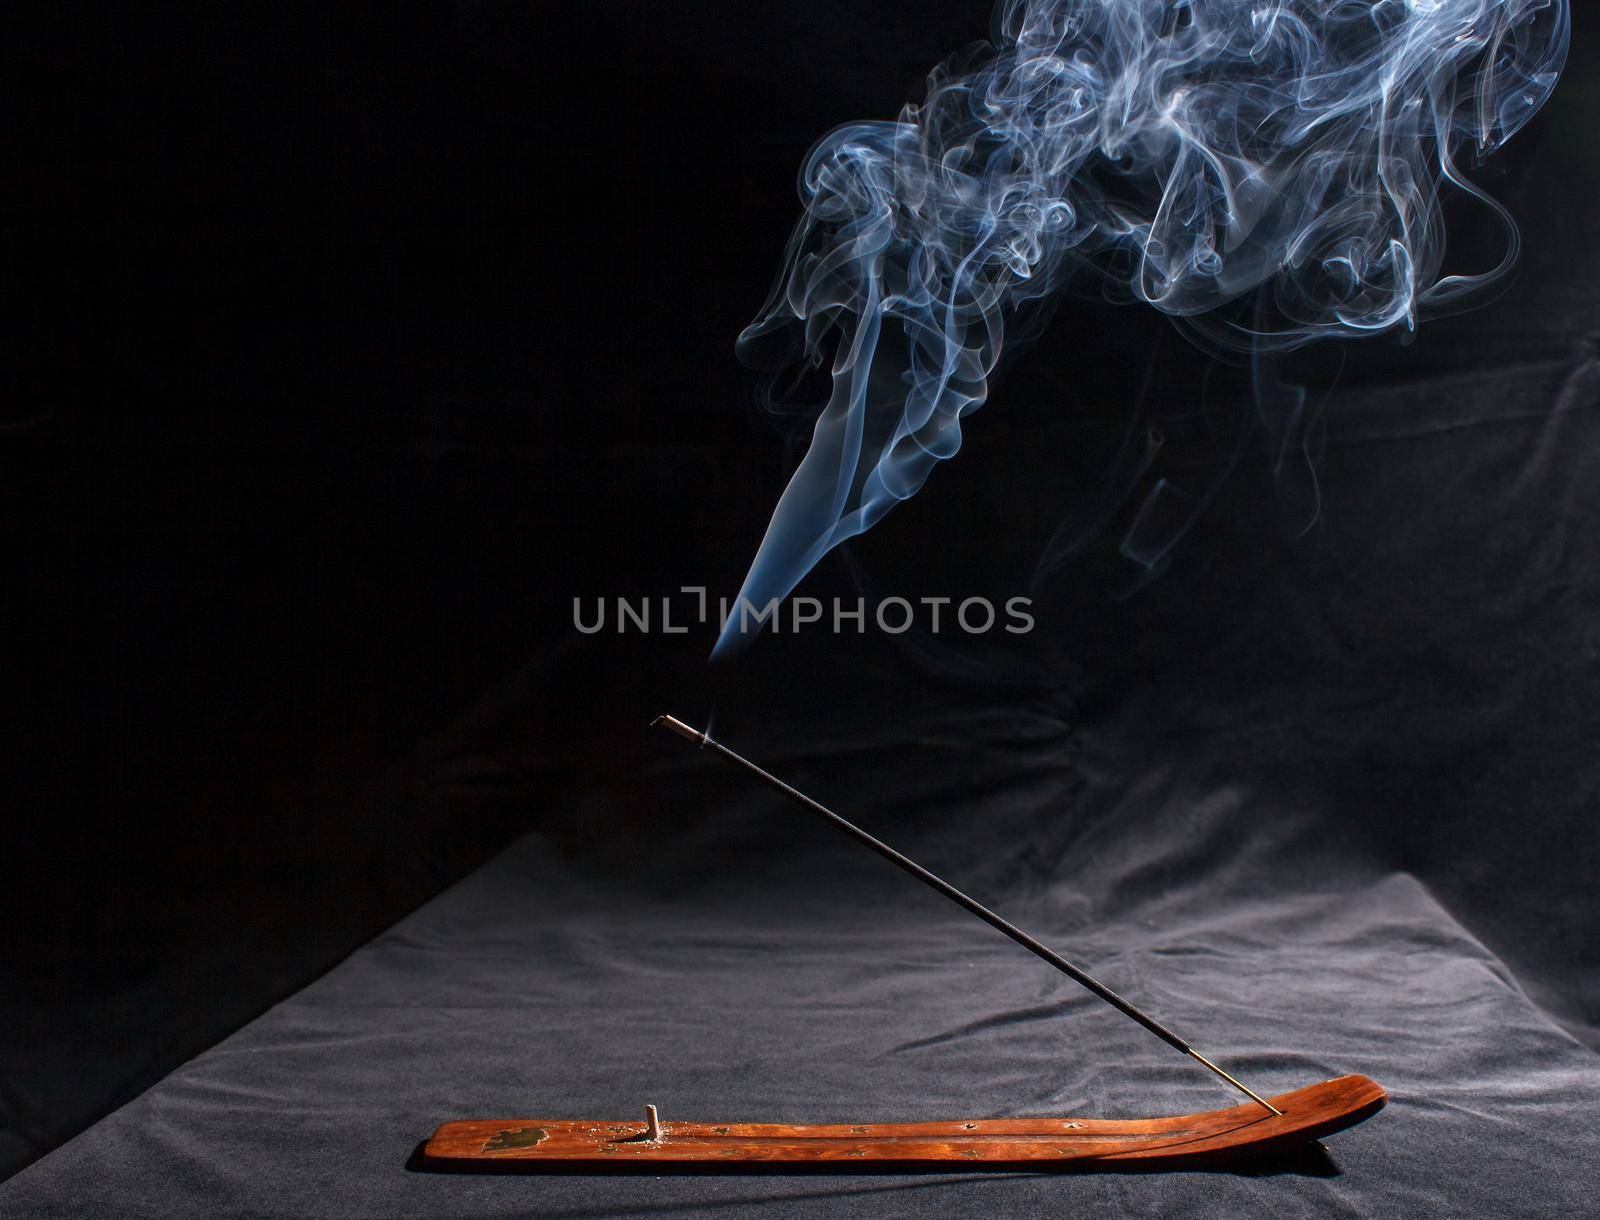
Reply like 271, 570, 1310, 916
718, 0, 1570, 655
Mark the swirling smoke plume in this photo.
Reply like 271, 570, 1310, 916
715, 0, 1569, 656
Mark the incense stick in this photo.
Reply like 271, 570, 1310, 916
653, 714, 1281, 1116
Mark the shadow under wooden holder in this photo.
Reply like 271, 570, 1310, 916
422, 1074, 1386, 1172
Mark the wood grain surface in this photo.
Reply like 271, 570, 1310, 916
421, 1074, 1386, 1172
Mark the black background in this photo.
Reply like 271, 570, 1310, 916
6, 1, 1597, 1185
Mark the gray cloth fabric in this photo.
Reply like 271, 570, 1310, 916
4, 701, 1598, 1217
9, 4, 1600, 1216
8, 346, 1600, 1218
9, 59, 1600, 1211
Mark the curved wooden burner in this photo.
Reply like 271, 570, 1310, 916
422, 1074, 1385, 1172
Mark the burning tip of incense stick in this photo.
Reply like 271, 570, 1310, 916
653, 714, 707, 746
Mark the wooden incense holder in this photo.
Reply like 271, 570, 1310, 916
422, 1074, 1385, 1172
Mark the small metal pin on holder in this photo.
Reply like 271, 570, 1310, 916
644, 1105, 662, 1142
